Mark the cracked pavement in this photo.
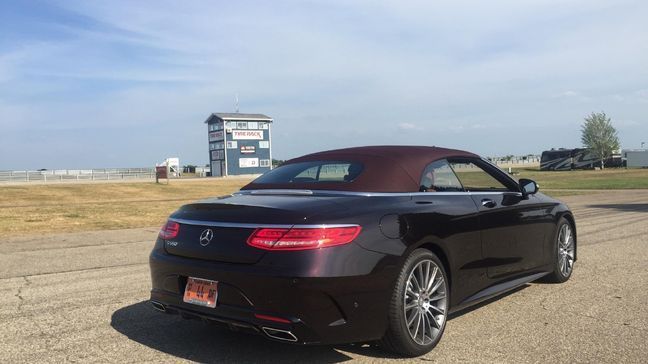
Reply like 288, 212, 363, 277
0, 191, 646, 363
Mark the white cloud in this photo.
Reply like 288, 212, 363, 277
398, 122, 423, 131
555, 91, 579, 98
635, 89, 648, 103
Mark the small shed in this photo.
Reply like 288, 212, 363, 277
204, 113, 273, 176
623, 149, 648, 168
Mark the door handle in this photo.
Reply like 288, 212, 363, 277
481, 199, 497, 208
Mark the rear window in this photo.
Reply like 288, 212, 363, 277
252, 161, 363, 184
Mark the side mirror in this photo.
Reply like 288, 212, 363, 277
519, 178, 539, 198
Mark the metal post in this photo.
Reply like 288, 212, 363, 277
268, 120, 273, 170
223, 123, 228, 177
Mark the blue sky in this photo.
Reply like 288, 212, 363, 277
1, 0, 647, 169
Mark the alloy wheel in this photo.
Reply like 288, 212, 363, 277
558, 224, 575, 277
403, 259, 447, 345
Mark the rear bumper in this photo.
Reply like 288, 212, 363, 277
149, 242, 398, 345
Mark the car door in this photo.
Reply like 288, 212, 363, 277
448, 158, 548, 279
411, 159, 484, 307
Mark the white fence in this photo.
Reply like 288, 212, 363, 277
490, 155, 541, 165
0, 168, 156, 183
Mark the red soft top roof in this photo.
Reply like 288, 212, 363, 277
241, 145, 479, 192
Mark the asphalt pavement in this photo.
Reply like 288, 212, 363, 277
1, 191, 646, 363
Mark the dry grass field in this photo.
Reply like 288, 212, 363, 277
2, 168, 648, 237
0, 179, 251, 236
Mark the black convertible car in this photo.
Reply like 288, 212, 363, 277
149, 146, 576, 356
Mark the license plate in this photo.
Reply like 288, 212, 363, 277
183, 277, 218, 308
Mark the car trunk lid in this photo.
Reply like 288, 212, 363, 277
162, 193, 346, 264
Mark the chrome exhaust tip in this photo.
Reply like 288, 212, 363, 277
262, 327, 298, 342
150, 300, 167, 313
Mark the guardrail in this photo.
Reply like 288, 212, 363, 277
0, 168, 156, 183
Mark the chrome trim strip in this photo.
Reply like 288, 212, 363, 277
235, 189, 521, 197
249, 189, 314, 195
168, 217, 359, 229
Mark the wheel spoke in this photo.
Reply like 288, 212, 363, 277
406, 284, 419, 298
407, 309, 419, 326
405, 301, 418, 311
427, 267, 438, 291
429, 304, 445, 315
426, 310, 440, 329
429, 277, 444, 294
425, 312, 434, 340
423, 261, 430, 290
413, 311, 422, 340
417, 264, 425, 290
562, 255, 569, 275
560, 225, 570, 247
420, 310, 427, 342
429, 292, 446, 301
411, 274, 422, 292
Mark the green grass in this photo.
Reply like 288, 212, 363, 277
510, 168, 648, 190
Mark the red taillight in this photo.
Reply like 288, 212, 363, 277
254, 313, 292, 324
159, 221, 180, 240
247, 226, 361, 251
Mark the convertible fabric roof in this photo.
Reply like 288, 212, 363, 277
241, 145, 479, 192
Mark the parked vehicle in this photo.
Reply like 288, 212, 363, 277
149, 146, 576, 356
540, 148, 623, 170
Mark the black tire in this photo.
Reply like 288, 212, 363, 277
379, 249, 449, 357
543, 217, 576, 283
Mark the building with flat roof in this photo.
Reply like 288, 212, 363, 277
204, 113, 273, 176
623, 149, 648, 168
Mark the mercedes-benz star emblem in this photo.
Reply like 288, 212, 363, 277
199, 229, 214, 246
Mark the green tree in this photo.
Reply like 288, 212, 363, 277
581, 111, 620, 169
272, 159, 285, 168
